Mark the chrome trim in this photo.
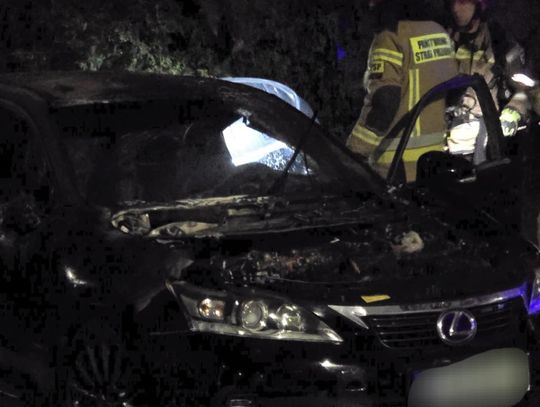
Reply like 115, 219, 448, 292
328, 306, 370, 329
329, 285, 527, 327
436, 309, 477, 345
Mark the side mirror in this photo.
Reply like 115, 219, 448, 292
416, 151, 475, 184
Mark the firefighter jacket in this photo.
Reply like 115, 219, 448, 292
347, 20, 458, 181
449, 21, 529, 117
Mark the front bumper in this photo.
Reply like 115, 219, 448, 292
212, 348, 532, 407
148, 328, 536, 406
143, 287, 538, 405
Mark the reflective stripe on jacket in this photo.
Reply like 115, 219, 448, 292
347, 20, 458, 181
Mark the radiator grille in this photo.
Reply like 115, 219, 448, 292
366, 298, 523, 349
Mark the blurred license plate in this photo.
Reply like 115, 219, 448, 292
408, 348, 529, 407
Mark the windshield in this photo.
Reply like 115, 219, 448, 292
53, 94, 378, 206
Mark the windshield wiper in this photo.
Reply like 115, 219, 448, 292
266, 110, 318, 195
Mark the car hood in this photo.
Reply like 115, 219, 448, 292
137, 195, 532, 305
47, 193, 533, 308
187, 220, 528, 305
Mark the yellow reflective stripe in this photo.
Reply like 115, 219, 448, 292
372, 54, 403, 67
375, 143, 445, 164
414, 69, 421, 136
372, 48, 403, 59
374, 132, 446, 150
408, 70, 415, 112
455, 48, 469, 59
455, 48, 494, 63
371, 48, 403, 66
350, 124, 381, 146
408, 69, 421, 137
455, 48, 473, 59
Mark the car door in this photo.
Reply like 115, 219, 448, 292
386, 74, 523, 233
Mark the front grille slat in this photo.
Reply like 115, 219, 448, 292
383, 335, 439, 343
372, 322, 435, 329
366, 298, 522, 349
478, 322, 512, 333
477, 315, 511, 325
370, 315, 436, 323
378, 327, 435, 336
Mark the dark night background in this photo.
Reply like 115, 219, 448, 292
1, 0, 539, 139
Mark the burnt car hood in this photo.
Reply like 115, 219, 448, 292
105, 193, 532, 306
195, 219, 527, 305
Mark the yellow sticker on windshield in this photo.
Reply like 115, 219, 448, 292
362, 294, 391, 303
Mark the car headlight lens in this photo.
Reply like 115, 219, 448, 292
169, 282, 342, 343
529, 269, 540, 315
276, 304, 305, 331
198, 298, 226, 321
240, 300, 268, 331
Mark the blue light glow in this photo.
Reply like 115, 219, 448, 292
336, 46, 346, 61
528, 297, 540, 315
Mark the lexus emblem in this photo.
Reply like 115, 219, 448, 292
436, 309, 477, 345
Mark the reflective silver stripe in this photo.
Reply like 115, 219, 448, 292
329, 285, 526, 319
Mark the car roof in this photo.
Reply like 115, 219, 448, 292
220, 77, 315, 118
0, 71, 252, 108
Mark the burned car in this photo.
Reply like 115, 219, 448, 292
0, 71, 538, 407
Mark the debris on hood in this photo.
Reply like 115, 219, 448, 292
247, 249, 340, 280
391, 231, 424, 255
148, 221, 220, 238
112, 211, 151, 235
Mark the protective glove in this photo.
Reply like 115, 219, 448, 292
499, 107, 521, 137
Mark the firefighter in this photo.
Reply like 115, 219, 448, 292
445, 0, 530, 162
346, 0, 459, 182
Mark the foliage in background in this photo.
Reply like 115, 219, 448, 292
1, 0, 540, 139
1, 0, 224, 74
226, 0, 378, 139
48, 0, 224, 76
0, 0, 374, 139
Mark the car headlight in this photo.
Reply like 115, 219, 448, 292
168, 281, 342, 343
529, 269, 540, 315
